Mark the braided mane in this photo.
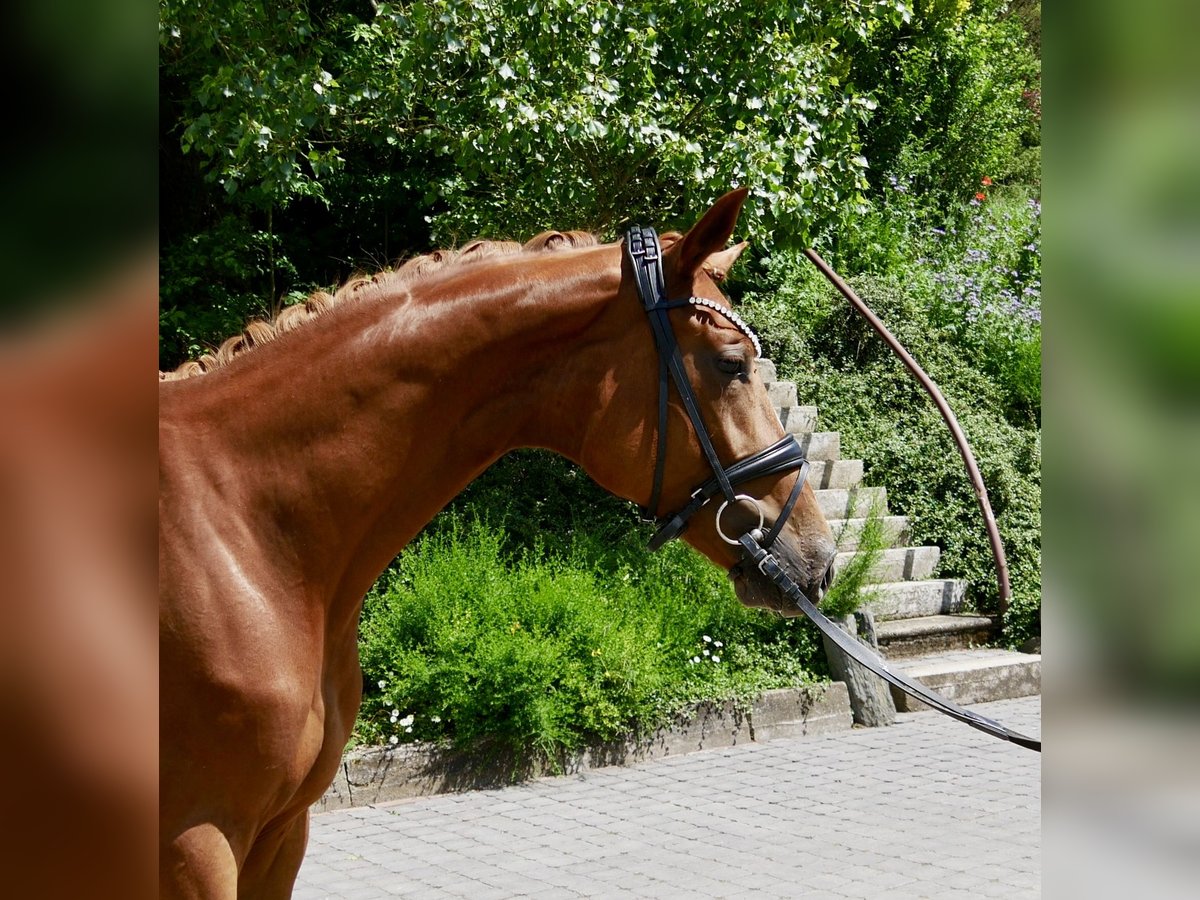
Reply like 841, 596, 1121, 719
160, 230, 598, 380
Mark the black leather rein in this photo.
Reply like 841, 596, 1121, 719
624, 225, 1040, 753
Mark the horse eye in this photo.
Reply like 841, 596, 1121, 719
716, 356, 743, 376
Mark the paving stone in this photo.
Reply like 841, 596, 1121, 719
295, 697, 1039, 899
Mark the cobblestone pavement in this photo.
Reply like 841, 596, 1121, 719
295, 696, 1040, 899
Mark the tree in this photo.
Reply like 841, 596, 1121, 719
161, 0, 914, 246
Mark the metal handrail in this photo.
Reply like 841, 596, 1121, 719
803, 248, 1012, 618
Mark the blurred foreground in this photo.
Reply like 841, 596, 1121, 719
0, 1, 156, 897
1045, 1, 1200, 897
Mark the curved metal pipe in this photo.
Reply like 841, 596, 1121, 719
803, 248, 1012, 618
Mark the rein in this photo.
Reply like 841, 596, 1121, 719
624, 225, 1040, 753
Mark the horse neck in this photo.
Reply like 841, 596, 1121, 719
163, 248, 631, 613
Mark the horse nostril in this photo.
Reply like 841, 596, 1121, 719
820, 557, 836, 594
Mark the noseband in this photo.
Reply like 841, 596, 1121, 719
625, 225, 810, 554
625, 225, 1041, 752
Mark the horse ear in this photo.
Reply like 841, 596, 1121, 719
702, 240, 749, 283
670, 187, 750, 277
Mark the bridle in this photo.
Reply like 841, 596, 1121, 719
625, 225, 811, 554
625, 225, 1041, 753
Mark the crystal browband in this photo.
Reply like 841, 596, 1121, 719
684, 296, 763, 359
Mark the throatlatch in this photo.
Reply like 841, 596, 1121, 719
624, 224, 1040, 754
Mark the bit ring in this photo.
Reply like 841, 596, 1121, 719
715, 494, 765, 546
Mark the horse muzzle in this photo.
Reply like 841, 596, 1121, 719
728, 534, 837, 616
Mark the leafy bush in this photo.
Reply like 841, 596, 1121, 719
819, 506, 887, 620
159, 215, 296, 363
159, 1, 1040, 370
924, 189, 1042, 423
160, 0, 918, 247
811, 181, 1042, 424
849, 0, 1040, 208
357, 518, 827, 765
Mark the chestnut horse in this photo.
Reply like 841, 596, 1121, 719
159, 189, 837, 898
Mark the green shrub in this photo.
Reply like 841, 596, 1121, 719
159, 215, 295, 365
785, 184, 1042, 424
923, 189, 1042, 424
850, 0, 1040, 208
357, 517, 828, 765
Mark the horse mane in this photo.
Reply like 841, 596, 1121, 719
160, 229, 601, 381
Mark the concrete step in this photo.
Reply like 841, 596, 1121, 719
889, 648, 1041, 712
828, 515, 911, 550
833, 546, 940, 583
775, 404, 818, 434
814, 486, 887, 519
794, 431, 840, 461
861, 579, 968, 620
766, 381, 797, 409
757, 359, 779, 382
876, 614, 997, 658
808, 459, 864, 491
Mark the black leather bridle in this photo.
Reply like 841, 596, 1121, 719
625, 225, 1041, 753
625, 225, 810, 553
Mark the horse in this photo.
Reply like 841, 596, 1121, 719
159, 188, 838, 898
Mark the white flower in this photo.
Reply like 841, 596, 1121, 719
430, 715, 441, 723
389, 735, 399, 745
377, 680, 386, 689
703, 635, 712, 643
714, 641, 723, 649
703, 649, 710, 657
405, 726, 413, 734
392, 709, 399, 716
692, 656, 701, 664
399, 714, 415, 728
712, 656, 721, 664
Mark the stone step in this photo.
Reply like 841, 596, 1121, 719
775, 405, 818, 434
807, 459, 864, 491
766, 381, 797, 409
794, 431, 840, 461
757, 359, 779, 383
813, 486, 887, 519
875, 614, 997, 658
828, 515, 911, 550
861, 579, 968, 620
833, 546, 940, 583
889, 648, 1041, 712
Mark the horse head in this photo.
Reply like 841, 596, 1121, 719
582, 188, 838, 613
